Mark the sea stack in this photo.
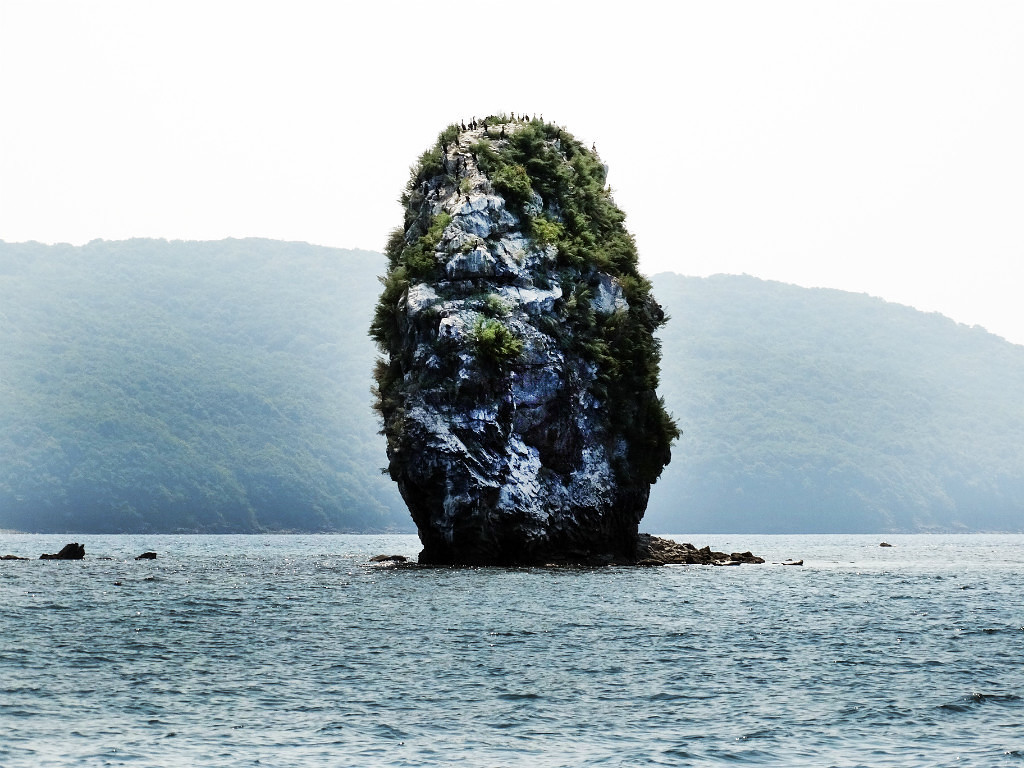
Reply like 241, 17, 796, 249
371, 116, 678, 565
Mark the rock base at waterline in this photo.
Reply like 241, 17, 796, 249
368, 535, 766, 568
635, 534, 765, 566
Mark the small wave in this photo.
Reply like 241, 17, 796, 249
939, 692, 1022, 712
954, 626, 1010, 635
736, 728, 779, 742
0, 708, 41, 718
374, 723, 410, 740
0, 682, 41, 695
656, 747, 695, 761
317, 721, 350, 734
487, 630, 539, 637
649, 691, 689, 701
702, 746, 778, 764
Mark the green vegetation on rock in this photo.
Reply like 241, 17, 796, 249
371, 118, 678, 491
471, 317, 524, 367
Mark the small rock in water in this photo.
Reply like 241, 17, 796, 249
729, 550, 766, 564
2, 554, 29, 561
368, 554, 408, 563
879, 542, 893, 547
39, 543, 85, 560
136, 552, 158, 560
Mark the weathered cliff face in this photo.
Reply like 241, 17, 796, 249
371, 116, 677, 565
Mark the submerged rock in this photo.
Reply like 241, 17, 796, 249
371, 117, 678, 565
39, 543, 85, 560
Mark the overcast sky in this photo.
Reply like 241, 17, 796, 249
2, 1, 1022, 344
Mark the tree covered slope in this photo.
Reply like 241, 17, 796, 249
3, 239, 1022, 533
646, 273, 1024, 533
0, 239, 410, 533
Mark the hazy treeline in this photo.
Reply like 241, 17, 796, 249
2, 239, 1023, 533
1, 239, 410, 533
648, 273, 1024, 532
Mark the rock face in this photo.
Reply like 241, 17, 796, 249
635, 534, 766, 566
371, 116, 678, 565
40, 542, 85, 560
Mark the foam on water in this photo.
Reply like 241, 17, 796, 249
1, 533, 1023, 766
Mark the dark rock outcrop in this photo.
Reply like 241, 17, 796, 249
365, 536, 766, 568
135, 552, 157, 560
635, 534, 766, 565
368, 554, 407, 563
2, 554, 29, 561
40, 543, 85, 560
372, 117, 678, 565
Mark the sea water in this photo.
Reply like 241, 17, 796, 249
1, 533, 1023, 767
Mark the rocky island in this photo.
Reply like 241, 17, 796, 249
371, 116, 681, 565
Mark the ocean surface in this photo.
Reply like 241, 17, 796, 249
1, 533, 1023, 767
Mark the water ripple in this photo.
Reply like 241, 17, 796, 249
2, 533, 1024, 766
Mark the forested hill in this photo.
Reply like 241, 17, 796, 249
3, 239, 1023, 533
647, 273, 1024, 533
0, 238, 412, 533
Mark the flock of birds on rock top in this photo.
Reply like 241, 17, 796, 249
449, 112, 597, 152
418, 113, 600, 203
460, 112, 543, 132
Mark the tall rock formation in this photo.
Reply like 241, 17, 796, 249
371, 116, 677, 565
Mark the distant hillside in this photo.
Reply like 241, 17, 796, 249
0, 239, 411, 533
647, 273, 1024, 533
3, 239, 1023, 533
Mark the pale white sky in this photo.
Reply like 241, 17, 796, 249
2, 1, 1022, 344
